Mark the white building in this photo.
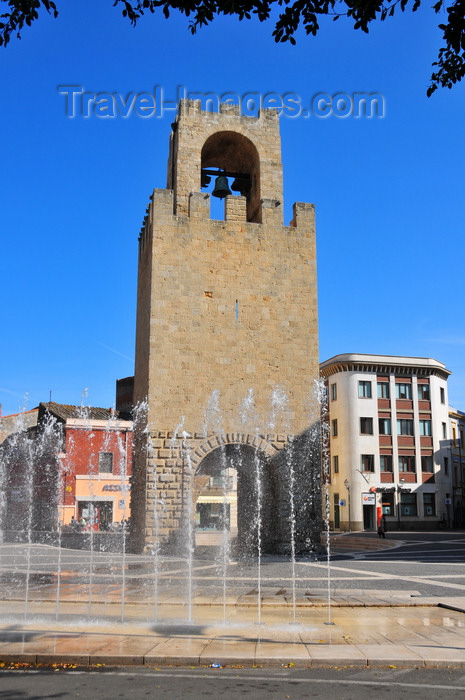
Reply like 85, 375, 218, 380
320, 354, 453, 532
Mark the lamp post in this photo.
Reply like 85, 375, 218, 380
344, 478, 351, 532
397, 477, 406, 531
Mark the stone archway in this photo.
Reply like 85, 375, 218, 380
193, 439, 279, 554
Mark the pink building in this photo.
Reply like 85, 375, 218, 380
2, 402, 132, 538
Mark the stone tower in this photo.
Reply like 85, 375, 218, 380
131, 100, 321, 555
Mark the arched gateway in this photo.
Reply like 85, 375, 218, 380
192, 436, 278, 553
130, 100, 321, 555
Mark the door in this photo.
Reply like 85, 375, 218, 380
363, 504, 375, 530
333, 493, 340, 529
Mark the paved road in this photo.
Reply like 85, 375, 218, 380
333, 531, 465, 564
1, 532, 464, 609
2, 666, 465, 699
325, 531, 465, 598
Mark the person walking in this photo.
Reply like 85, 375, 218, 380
377, 516, 386, 538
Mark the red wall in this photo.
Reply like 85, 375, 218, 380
60, 426, 132, 506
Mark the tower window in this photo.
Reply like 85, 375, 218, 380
201, 131, 261, 222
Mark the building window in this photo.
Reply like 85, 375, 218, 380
333, 455, 339, 474
419, 420, 432, 436
453, 426, 457, 446
396, 383, 412, 400
99, 452, 113, 473
382, 492, 394, 515
380, 455, 393, 472
210, 473, 234, 490
397, 419, 414, 436
196, 502, 230, 531
444, 457, 449, 475
417, 384, 430, 401
379, 418, 391, 435
440, 387, 445, 404
358, 381, 372, 398
331, 383, 337, 401
442, 422, 447, 439
361, 454, 375, 472
360, 417, 373, 434
332, 419, 338, 437
423, 493, 436, 516
377, 382, 390, 399
401, 493, 417, 516
398, 455, 416, 472
421, 455, 433, 472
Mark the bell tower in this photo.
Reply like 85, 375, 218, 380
131, 100, 321, 554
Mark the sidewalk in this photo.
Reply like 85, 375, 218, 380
1, 594, 465, 669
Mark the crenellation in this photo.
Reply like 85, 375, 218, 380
261, 198, 283, 226
188, 191, 210, 219
225, 194, 247, 222
292, 201, 315, 229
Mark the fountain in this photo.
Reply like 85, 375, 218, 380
0, 101, 327, 633
0, 385, 326, 630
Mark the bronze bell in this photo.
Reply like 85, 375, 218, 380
231, 178, 249, 196
212, 175, 232, 199
201, 172, 211, 188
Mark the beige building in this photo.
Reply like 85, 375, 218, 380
449, 407, 465, 527
320, 353, 453, 531
130, 100, 321, 554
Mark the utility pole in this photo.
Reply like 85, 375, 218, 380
344, 479, 351, 532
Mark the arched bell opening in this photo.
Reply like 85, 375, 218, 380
193, 443, 278, 554
201, 132, 261, 223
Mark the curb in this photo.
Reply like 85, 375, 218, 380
1, 651, 464, 669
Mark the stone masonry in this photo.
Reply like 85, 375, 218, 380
130, 100, 321, 554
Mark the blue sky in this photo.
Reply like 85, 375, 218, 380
1, 0, 464, 416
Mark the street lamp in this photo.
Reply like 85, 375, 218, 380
344, 478, 351, 532
397, 477, 406, 531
